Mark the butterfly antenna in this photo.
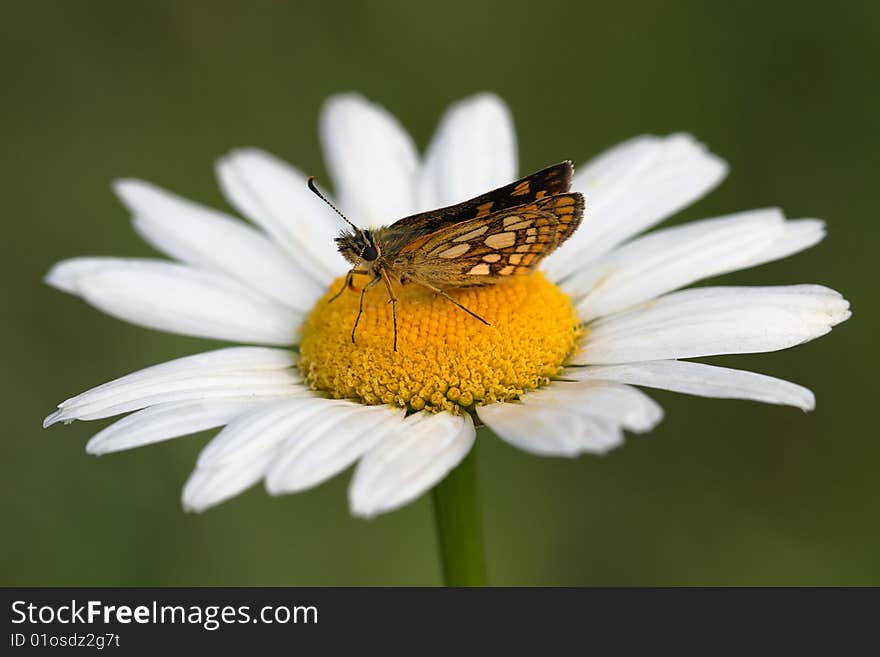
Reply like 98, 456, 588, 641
307, 176, 359, 231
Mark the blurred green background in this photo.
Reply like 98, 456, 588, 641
2, 1, 876, 585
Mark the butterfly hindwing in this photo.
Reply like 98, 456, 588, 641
396, 193, 584, 286
381, 161, 574, 254
531, 192, 584, 248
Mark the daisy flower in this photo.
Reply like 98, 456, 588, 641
44, 93, 850, 521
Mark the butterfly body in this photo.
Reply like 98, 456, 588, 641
317, 161, 585, 350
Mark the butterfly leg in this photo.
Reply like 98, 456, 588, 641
351, 275, 382, 345
329, 268, 369, 304
379, 267, 400, 351
408, 279, 490, 326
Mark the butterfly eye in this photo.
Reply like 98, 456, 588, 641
361, 245, 379, 261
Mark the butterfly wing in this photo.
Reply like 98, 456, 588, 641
381, 161, 574, 254
395, 193, 584, 287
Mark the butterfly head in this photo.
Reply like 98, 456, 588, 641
335, 228, 381, 266
308, 175, 383, 267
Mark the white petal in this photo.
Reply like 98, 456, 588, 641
45, 347, 301, 426
478, 381, 662, 456
566, 209, 827, 321
521, 381, 663, 431
266, 403, 406, 495
349, 412, 475, 518
47, 373, 305, 425
544, 134, 728, 280
576, 285, 851, 364
46, 258, 301, 345
479, 403, 623, 456
182, 448, 277, 512
182, 398, 402, 512
197, 397, 338, 468
115, 179, 322, 311
46, 256, 151, 294
215, 148, 348, 282
320, 93, 419, 227
415, 93, 517, 211
86, 399, 262, 454
564, 360, 815, 411
753, 218, 826, 263
182, 398, 334, 512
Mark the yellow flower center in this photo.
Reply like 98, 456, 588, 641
298, 272, 582, 414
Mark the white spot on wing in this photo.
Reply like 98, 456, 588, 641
484, 232, 516, 249
453, 226, 490, 242
435, 243, 471, 259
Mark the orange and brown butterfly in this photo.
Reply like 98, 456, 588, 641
307, 161, 585, 350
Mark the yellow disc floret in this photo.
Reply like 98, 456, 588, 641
298, 272, 583, 414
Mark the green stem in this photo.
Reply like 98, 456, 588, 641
431, 445, 487, 586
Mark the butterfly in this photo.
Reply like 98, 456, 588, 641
308, 161, 585, 351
